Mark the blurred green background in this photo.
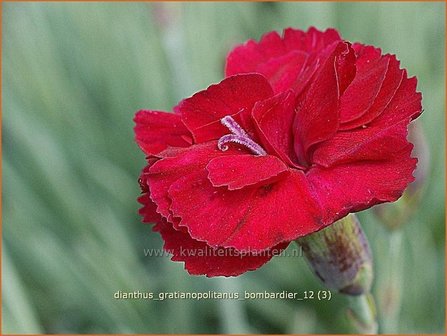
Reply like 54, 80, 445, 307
2, 1, 445, 334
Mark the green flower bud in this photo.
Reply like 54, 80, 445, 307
296, 214, 373, 295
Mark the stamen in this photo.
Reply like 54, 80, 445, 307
220, 115, 248, 137
218, 116, 267, 156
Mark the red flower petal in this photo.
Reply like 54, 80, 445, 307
352, 43, 382, 66
335, 43, 357, 94
154, 219, 288, 277
340, 54, 404, 130
283, 27, 341, 53
256, 51, 309, 93
206, 154, 288, 190
148, 143, 224, 221
148, 142, 248, 224
252, 91, 299, 166
312, 68, 421, 167
312, 120, 412, 167
371, 73, 422, 127
134, 110, 192, 156
226, 27, 340, 73
169, 170, 322, 251
138, 165, 163, 224
176, 74, 273, 143
339, 56, 389, 123
294, 42, 351, 164
138, 194, 162, 224
225, 27, 341, 94
308, 144, 417, 224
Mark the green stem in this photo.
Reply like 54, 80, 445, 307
377, 229, 404, 333
346, 294, 378, 334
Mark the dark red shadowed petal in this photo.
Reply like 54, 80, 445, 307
294, 42, 352, 165
138, 165, 163, 224
154, 219, 289, 277
134, 110, 192, 156
138, 194, 162, 223
225, 27, 341, 94
169, 170, 322, 252
308, 144, 417, 225
206, 154, 289, 190
252, 91, 300, 166
175, 74, 273, 143
339, 56, 389, 123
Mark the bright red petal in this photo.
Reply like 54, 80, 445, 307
169, 170, 322, 251
175, 74, 273, 143
206, 154, 288, 190
252, 91, 299, 166
154, 219, 288, 277
307, 145, 417, 224
134, 110, 192, 156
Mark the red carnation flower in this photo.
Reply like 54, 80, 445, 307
134, 27, 422, 277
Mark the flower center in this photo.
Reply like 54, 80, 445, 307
218, 115, 267, 156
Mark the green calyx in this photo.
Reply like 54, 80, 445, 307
296, 213, 373, 296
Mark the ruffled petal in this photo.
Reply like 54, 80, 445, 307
148, 142, 243, 222
175, 74, 273, 143
225, 27, 341, 94
134, 110, 192, 156
138, 165, 163, 223
169, 170, 322, 251
312, 71, 421, 167
252, 91, 299, 166
154, 219, 288, 277
312, 119, 412, 167
371, 73, 422, 127
282, 27, 341, 53
339, 56, 389, 123
206, 154, 289, 190
138, 194, 162, 224
340, 54, 404, 130
308, 144, 417, 225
